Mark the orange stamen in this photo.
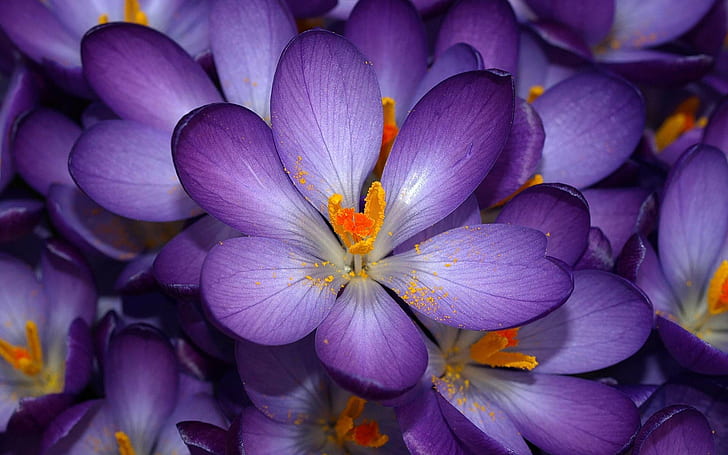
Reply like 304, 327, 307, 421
115, 431, 137, 455
708, 260, 728, 315
526, 85, 544, 103
655, 96, 702, 151
328, 182, 386, 255
470, 328, 537, 370
0, 321, 43, 376
333, 396, 389, 448
492, 174, 544, 208
99, 0, 148, 25
375, 97, 399, 177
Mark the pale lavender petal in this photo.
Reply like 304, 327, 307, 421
240, 407, 330, 455
12, 108, 78, 195
370, 225, 572, 330
633, 405, 715, 455
210, 0, 295, 120
435, 0, 519, 74
496, 183, 589, 266
201, 236, 347, 345
611, 0, 715, 49
533, 70, 645, 188
154, 216, 240, 297
475, 97, 544, 208
658, 145, 728, 304
346, 0, 427, 112
0, 253, 47, 344
516, 269, 653, 374
270, 30, 382, 213
315, 278, 428, 400
628, 235, 679, 315
81, 23, 221, 132
105, 324, 179, 455
70, 120, 201, 222
376, 70, 514, 257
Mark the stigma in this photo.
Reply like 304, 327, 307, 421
333, 396, 389, 448
375, 97, 399, 177
526, 85, 544, 103
654, 96, 707, 151
469, 328, 538, 370
328, 181, 386, 256
99, 0, 149, 25
0, 321, 44, 376
115, 431, 136, 455
708, 260, 728, 315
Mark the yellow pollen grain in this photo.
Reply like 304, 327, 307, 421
98, 0, 148, 26
327, 182, 386, 255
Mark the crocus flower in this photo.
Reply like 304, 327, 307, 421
236, 335, 409, 454
399, 267, 652, 454
628, 144, 728, 374
43, 324, 227, 455
0, 0, 209, 96
0, 241, 95, 432
173, 30, 572, 399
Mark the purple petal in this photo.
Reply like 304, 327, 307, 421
12, 108, 78, 196
516, 269, 653, 374
497, 183, 590, 266
527, 20, 593, 61
627, 235, 679, 314
370, 224, 572, 330
633, 405, 715, 455
201, 236, 346, 345
177, 421, 228, 455
526, 0, 614, 44
70, 120, 201, 221
657, 315, 728, 375
43, 401, 117, 455
658, 145, 728, 304
235, 335, 325, 424
105, 324, 179, 454
346, 0, 427, 111
154, 216, 240, 297
315, 279, 428, 400
475, 97, 544, 208
240, 406, 329, 454
703, 95, 728, 154
285, 0, 337, 17
0, 199, 44, 243
395, 194, 481, 255
410, 43, 484, 114
114, 252, 157, 294
435, 0, 519, 74
573, 227, 614, 271
582, 187, 653, 256
598, 49, 714, 86
62, 319, 93, 394
46, 184, 147, 260
0, 253, 48, 342
210, 0, 295, 120
270, 30, 382, 214
533, 70, 645, 188
1, 65, 39, 192
81, 23, 221, 132
376, 70, 514, 257
40, 400, 100, 454
5, 393, 74, 454
172, 103, 336, 254
610, 0, 715, 49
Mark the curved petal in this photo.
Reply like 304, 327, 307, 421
13, 108, 78, 196
611, 0, 715, 49
627, 235, 679, 314
658, 145, 728, 304
0, 199, 44, 243
526, 0, 614, 44
240, 407, 330, 455
81, 23, 221, 132
533, 70, 645, 189
598, 49, 713, 86
315, 279, 428, 400
346, 0, 427, 111
496, 183, 589, 266
516, 269, 653, 374
476, 97, 544, 208
703, 95, 728, 159
574, 227, 614, 271
172, 103, 338, 256
270, 30, 382, 213
4, 393, 74, 453
210, 0, 295, 120
435, 0, 519, 74
1, 65, 39, 192
369, 224, 573, 330
42, 401, 114, 455
473, 370, 639, 455
62, 319, 93, 394
376, 70, 514, 257
285, 0, 337, 17
70, 119, 201, 221
201, 236, 347, 345
114, 252, 157, 294
105, 325, 179, 455
0, 253, 47, 344
235, 335, 326, 424
176, 421, 228, 455
633, 405, 715, 455
153, 216, 240, 297
657, 315, 728, 375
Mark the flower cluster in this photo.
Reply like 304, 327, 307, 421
0, 0, 727, 454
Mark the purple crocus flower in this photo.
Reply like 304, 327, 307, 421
0, 0, 209, 96
0, 241, 95, 432
43, 324, 227, 455
173, 30, 572, 399
236, 335, 409, 454
628, 144, 728, 375
398, 266, 652, 454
